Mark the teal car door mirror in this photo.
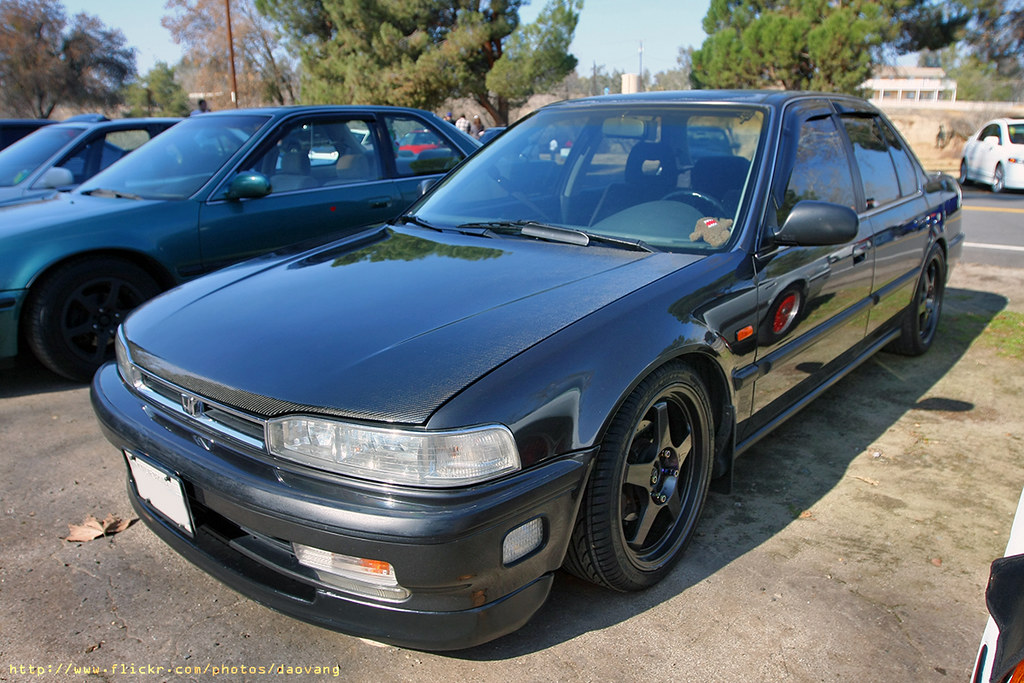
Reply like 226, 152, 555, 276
225, 172, 272, 200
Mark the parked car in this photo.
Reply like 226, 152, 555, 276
478, 126, 506, 145
959, 118, 1024, 193
0, 106, 479, 381
92, 91, 963, 651
972, 487, 1024, 683
0, 115, 179, 207
0, 119, 54, 150
397, 128, 442, 154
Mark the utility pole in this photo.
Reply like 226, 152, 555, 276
225, 0, 239, 107
638, 40, 644, 92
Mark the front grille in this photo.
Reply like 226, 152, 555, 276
134, 368, 267, 450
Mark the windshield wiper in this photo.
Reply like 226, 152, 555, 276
395, 214, 443, 232
80, 188, 143, 200
455, 220, 657, 253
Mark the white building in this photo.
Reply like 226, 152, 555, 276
862, 66, 958, 103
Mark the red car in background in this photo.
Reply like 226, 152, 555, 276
397, 129, 442, 154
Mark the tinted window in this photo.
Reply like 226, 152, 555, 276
1009, 124, 1024, 145
778, 116, 856, 225
384, 116, 466, 177
879, 120, 919, 197
843, 116, 899, 210
981, 124, 1002, 143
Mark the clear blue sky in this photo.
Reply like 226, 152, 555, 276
62, 0, 713, 77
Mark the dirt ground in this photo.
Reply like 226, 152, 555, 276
1, 261, 1022, 682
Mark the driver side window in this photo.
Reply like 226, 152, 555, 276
777, 116, 856, 226
241, 118, 381, 194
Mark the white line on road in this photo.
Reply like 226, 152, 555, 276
964, 242, 1024, 253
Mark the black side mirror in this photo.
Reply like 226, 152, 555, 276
225, 172, 272, 201
774, 200, 859, 247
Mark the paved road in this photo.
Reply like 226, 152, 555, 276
960, 187, 1024, 268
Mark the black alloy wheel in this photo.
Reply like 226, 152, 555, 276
25, 257, 160, 382
565, 362, 713, 591
958, 159, 969, 185
889, 245, 945, 357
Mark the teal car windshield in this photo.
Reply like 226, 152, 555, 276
414, 104, 766, 252
0, 125, 84, 186
77, 115, 269, 200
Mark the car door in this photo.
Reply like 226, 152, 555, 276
197, 113, 402, 271
745, 100, 875, 432
840, 113, 933, 335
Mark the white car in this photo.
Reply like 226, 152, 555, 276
971, 486, 1024, 682
959, 118, 1024, 193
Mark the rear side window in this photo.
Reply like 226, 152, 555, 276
843, 116, 900, 210
879, 120, 920, 197
777, 116, 856, 225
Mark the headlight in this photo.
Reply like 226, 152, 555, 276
114, 328, 143, 389
266, 416, 520, 487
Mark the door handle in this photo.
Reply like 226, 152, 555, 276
852, 239, 872, 264
369, 197, 392, 209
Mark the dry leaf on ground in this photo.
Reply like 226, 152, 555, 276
64, 514, 135, 543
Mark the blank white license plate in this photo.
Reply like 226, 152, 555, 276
125, 452, 194, 536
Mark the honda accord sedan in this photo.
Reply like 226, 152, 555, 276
92, 91, 964, 650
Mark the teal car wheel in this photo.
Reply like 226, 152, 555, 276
25, 257, 160, 382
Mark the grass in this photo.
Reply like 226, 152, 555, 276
943, 310, 1024, 361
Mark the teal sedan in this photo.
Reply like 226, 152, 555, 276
0, 106, 479, 381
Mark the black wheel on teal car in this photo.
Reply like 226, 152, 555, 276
25, 256, 160, 382
565, 362, 714, 591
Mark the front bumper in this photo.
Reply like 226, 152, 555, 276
0, 289, 26, 362
91, 363, 595, 650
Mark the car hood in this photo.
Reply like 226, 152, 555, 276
124, 225, 698, 424
0, 191, 164, 236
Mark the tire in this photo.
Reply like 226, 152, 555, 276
992, 163, 1005, 193
888, 245, 945, 357
958, 159, 969, 185
565, 362, 714, 591
25, 257, 160, 382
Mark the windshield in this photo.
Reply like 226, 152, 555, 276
0, 125, 84, 186
412, 104, 766, 252
77, 114, 269, 200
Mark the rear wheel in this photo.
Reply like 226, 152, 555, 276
25, 257, 160, 382
992, 163, 1005, 193
889, 245, 945, 357
565, 362, 713, 591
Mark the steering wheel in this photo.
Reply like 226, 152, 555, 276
661, 189, 728, 218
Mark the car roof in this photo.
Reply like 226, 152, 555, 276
542, 89, 879, 112
201, 105, 443, 118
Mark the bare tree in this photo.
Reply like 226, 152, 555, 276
0, 0, 135, 118
162, 0, 298, 109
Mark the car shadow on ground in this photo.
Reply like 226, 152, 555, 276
0, 353, 82, 398
456, 285, 1008, 660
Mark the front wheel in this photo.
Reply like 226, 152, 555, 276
565, 362, 714, 591
958, 159, 969, 185
888, 245, 945, 357
25, 257, 161, 382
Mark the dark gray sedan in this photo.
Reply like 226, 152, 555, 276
92, 91, 963, 650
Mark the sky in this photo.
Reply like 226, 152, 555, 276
61, 0, 714, 77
